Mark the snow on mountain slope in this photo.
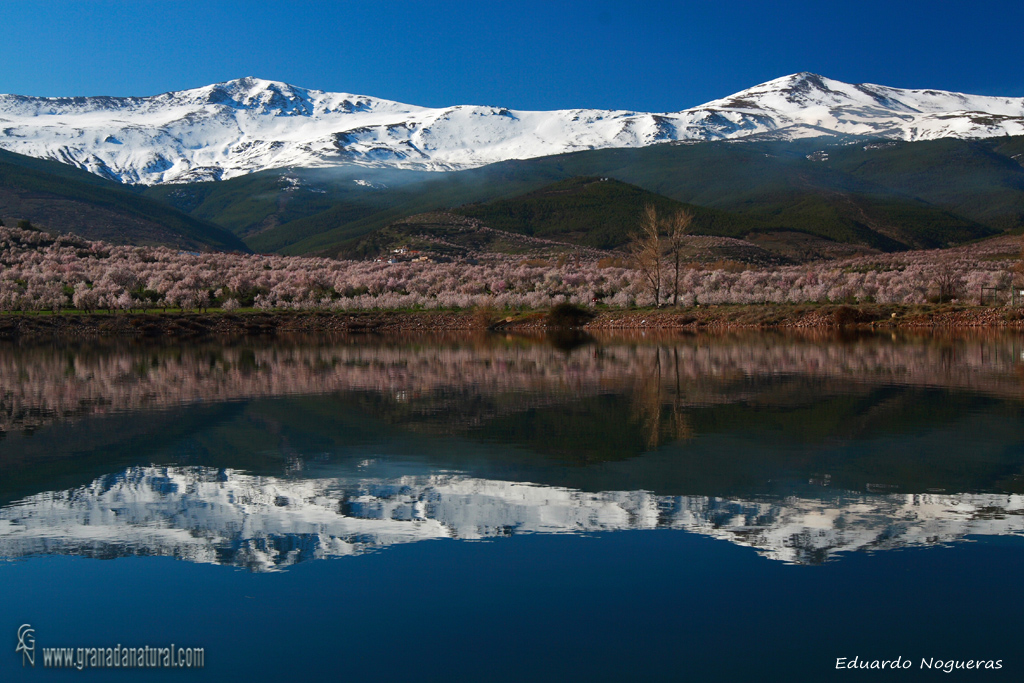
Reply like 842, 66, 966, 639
691, 72, 1024, 141
2, 73, 1023, 185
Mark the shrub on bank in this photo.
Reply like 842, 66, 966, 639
547, 303, 595, 327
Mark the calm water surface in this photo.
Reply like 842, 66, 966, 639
1, 330, 1022, 680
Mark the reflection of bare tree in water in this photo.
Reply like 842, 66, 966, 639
631, 345, 694, 450
671, 346, 695, 442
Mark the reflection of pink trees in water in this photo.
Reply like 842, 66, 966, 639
1, 332, 1022, 433
0, 227, 1018, 311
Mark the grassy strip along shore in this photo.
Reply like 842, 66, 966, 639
1, 303, 1023, 340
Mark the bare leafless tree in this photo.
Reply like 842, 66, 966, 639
629, 205, 694, 308
666, 208, 693, 306
630, 204, 663, 306
933, 266, 963, 303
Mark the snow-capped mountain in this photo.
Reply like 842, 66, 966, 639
1, 465, 1022, 571
2, 73, 1023, 185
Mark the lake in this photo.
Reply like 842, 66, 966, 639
1, 330, 1021, 680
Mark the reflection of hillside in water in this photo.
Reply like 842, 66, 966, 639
3, 332, 1024, 570
2, 331, 1023, 435
1, 465, 1021, 571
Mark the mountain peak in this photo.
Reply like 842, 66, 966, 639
183, 77, 314, 113
777, 71, 828, 85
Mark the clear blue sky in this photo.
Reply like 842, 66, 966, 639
4, 0, 1023, 111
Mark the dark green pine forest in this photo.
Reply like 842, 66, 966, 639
3, 134, 1024, 258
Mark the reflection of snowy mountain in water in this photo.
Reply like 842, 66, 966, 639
1, 466, 1021, 571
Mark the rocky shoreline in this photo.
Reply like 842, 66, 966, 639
0, 303, 1022, 341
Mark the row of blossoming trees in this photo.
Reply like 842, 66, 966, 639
0, 225, 1016, 313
